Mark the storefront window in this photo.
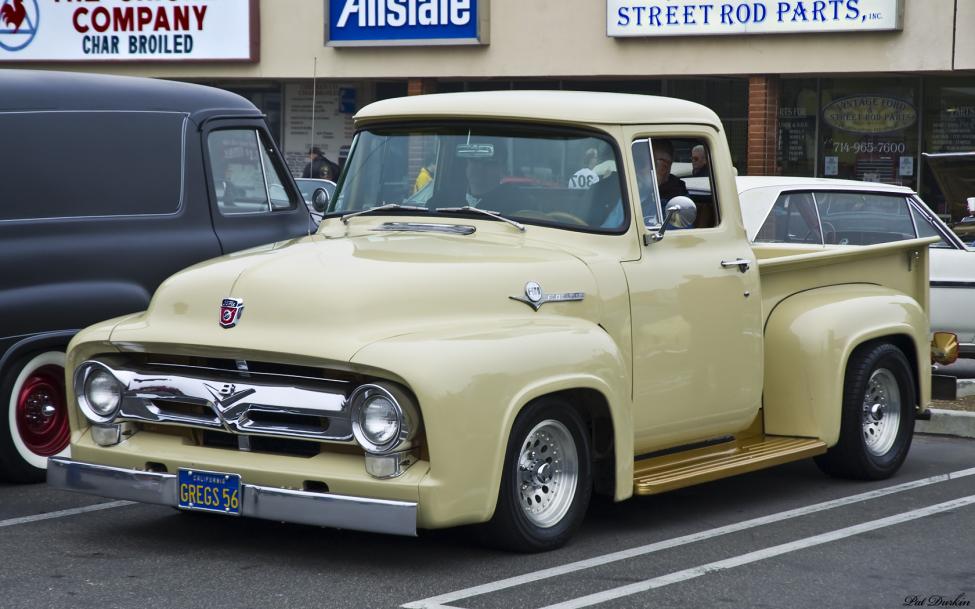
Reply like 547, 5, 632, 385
818, 78, 920, 189
778, 79, 818, 177
920, 77, 975, 217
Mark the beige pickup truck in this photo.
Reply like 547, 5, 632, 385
49, 91, 953, 552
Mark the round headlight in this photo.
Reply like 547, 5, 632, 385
349, 383, 418, 454
360, 395, 400, 446
85, 369, 122, 418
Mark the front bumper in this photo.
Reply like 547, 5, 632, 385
47, 457, 418, 536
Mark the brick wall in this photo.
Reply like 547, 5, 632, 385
747, 76, 780, 176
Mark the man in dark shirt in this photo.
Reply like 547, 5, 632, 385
302, 147, 340, 181
652, 139, 689, 203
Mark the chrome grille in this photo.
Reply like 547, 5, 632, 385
94, 361, 354, 443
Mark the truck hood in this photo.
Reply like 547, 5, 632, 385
110, 227, 602, 363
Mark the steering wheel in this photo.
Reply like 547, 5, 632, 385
512, 210, 589, 226
542, 211, 588, 226
821, 221, 837, 244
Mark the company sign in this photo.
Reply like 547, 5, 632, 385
823, 96, 917, 134
0, 0, 257, 62
327, 0, 487, 46
608, 0, 903, 37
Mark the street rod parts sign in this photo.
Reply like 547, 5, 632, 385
607, 0, 903, 37
326, 0, 488, 46
0, 0, 258, 62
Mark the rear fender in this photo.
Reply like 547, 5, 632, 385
350, 317, 631, 529
763, 284, 928, 445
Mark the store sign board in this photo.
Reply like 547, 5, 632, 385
823, 96, 917, 134
326, 0, 487, 46
0, 0, 257, 63
608, 0, 903, 37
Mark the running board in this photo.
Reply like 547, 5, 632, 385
633, 436, 827, 495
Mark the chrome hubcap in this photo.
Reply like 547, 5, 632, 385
518, 419, 578, 528
862, 368, 901, 457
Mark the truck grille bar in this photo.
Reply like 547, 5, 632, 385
93, 362, 353, 442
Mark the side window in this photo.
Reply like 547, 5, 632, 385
755, 192, 821, 244
637, 137, 718, 229
208, 129, 296, 215
816, 193, 916, 245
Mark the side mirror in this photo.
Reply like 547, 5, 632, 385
967, 197, 975, 216
312, 188, 330, 213
646, 196, 697, 245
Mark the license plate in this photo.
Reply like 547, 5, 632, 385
177, 468, 241, 515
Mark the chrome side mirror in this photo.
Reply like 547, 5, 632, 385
646, 196, 697, 245
312, 188, 330, 213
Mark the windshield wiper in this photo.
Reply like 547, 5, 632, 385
435, 206, 526, 232
341, 203, 429, 224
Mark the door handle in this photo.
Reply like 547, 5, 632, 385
720, 258, 752, 273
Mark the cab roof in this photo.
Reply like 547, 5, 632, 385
356, 90, 722, 128
0, 70, 259, 121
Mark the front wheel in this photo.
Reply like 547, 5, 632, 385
0, 351, 70, 483
480, 399, 591, 552
815, 342, 915, 480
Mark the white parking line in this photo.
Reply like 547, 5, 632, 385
402, 467, 975, 609
537, 494, 975, 609
0, 500, 133, 529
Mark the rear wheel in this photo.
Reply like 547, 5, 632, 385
815, 342, 915, 480
0, 351, 70, 483
480, 399, 591, 552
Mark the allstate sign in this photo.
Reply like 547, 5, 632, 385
608, 0, 903, 37
327, 0, 487, 46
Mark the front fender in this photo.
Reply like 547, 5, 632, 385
350, 317, 630, 529
763, 284, 929, 445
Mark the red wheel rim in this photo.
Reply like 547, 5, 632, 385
14, 364, 69, 456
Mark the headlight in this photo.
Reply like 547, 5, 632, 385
349, 383, 419, 454
75, 362, 123, 423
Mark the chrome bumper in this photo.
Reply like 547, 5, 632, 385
47, 457, 417, 537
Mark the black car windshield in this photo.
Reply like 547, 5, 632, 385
327, 124, 627, 232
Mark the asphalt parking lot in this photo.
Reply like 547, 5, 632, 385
0, 434, 972, 609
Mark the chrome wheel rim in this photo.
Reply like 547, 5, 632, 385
518, 419, 578, 528
862, 368, 901, 457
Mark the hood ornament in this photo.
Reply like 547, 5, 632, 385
510, 281, 585, 311
219, 297, 245, 329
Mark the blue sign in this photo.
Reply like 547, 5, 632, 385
327, 0, 483, 46
339, 87, 357, 113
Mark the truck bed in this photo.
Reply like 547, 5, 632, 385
753, 237, 938, 326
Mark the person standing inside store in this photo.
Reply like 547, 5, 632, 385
303, 147, 340, 181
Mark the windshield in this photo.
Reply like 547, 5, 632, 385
327, 124, 627, 232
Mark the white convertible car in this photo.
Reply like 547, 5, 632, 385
690, 176, 975, 357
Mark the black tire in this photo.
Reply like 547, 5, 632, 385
815, 342, 915, 480
480, 398, 592, 552
0, 351, 70, 483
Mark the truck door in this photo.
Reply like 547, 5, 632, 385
203, 119, 312, 254
620, 131, 764, 455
